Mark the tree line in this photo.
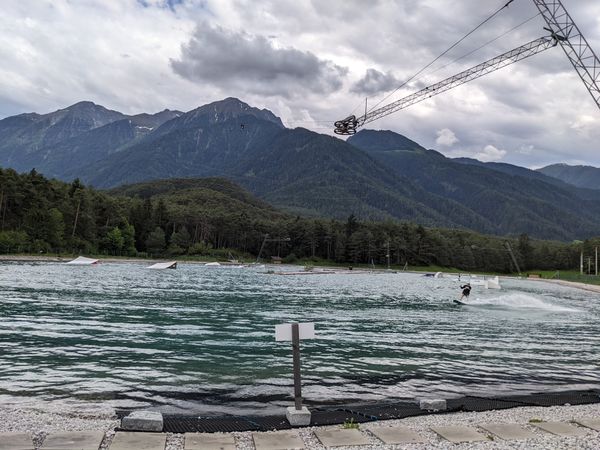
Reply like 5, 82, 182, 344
0, 168, 597, 273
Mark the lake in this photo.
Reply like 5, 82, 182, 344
0, 261, 598, 416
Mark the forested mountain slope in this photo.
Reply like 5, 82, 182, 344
1, 98, 599, 240
538, 163, 600, 190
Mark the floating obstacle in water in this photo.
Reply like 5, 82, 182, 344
147, 261, 177, 270
485, 276, 501, 290
65, 256, 98, 265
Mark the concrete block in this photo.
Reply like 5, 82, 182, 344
0, 432, 33, 450
185, 433, 235, 450
41, 431, 104, 450
368, 426, 425, 444
314, 429, 370, 447
110, 432, 166, 450
431, 426, 488, 443
479, 423, 536, 440
253, 431, 305, 450
286, 406, 311, 426
419, 398, 446, 411
121, 410, 163, 432
531, 421, 587, 437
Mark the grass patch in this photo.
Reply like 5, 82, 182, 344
536, 270, 600, 286
342, 418, 359, 429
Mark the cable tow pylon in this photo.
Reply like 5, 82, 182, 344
334, 37, 556, 135
532, 0, 600, 111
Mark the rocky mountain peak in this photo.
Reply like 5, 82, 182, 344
187, 97, 284, 128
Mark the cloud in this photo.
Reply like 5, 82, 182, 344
351, 69, 399, 95
474, 145, 507, 162
435, 128, 459, 147
1, 0, 600, 167
171, 23, 348, 98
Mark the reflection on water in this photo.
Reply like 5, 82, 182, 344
0, 261, 599, 415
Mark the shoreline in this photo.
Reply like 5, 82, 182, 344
2, 402, 599, 449
2, 254, 599, 293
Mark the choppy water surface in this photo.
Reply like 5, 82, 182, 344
0, 261, 599, 415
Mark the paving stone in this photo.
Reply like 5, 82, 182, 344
479, 423, 536, 440
109, 432, 166, 450
368, 426, 425, 444
431, 426, 488, 443
575, 419, 600, 432
184, 433, 235, 450
0, 433, 33, 450
41, 431, 105, 450
253, 431, 305, 450
531, 421, 587, 437
314, 429, 370, 447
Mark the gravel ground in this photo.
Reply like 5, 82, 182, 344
1, 403, 599, 449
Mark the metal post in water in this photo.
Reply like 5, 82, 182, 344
291, 323, 302, 410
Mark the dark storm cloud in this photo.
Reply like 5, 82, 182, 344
171, 23, 348, 97
351, 69, 400, 95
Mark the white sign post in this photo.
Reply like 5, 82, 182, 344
275, 322, 315, 426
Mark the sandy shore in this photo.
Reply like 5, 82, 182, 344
1, 403, 599, 449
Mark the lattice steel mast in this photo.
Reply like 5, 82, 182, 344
532, 0, 600, 110
334, 37, 556, 135
335, 0, 600, 135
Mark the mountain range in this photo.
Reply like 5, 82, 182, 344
537, 163, 600, 190
0, 98, 598, 241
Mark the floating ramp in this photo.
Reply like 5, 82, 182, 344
65, 256, 98, 265
148, 261, 177, 270
485, 276, 501, 289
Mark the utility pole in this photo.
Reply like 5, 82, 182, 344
71, 198, 81, 238
588, 256, 592, 275
256, 234, 291, 263
580, 250, 584, 275
256, 234, 269, 263
596, 246, 598, 276
386, 240, 391, 270
505, 241, 522, 276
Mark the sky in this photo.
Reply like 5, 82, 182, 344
1, 0, 599, 168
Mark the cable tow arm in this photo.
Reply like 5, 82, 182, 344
334, 36, 556, 135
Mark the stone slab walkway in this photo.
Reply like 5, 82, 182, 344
479, 423, 536, 440
531, 421, 588, 437
110, 432, 166, 450
367, 425, 425, 444
430, 425, 488, 443
314, 429, 370, 447
252, 431, 305, 450
184, 433, 236, 450
576, 418, 600, 431
41, 431, 104, 450
3, 414, 600, 449
0, 432, 33, 450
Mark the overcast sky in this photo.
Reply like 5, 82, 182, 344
1, 0, 599, 168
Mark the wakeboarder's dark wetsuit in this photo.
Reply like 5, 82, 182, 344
460, 284, 472, 298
